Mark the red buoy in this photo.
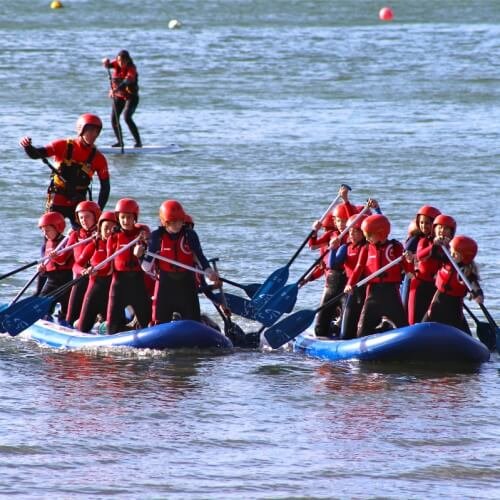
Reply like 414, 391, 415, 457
379, 7, 394, 21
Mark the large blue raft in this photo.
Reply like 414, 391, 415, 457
19, 319, 233, 351
293, 322, 490, 366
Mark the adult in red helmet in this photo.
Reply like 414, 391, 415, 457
142, 200, 219, 324
103, 50, 142, 148
64, 200, 101, 326
19, 114, 110, 228
36, 211, 74, 319
423, 235, 483, 333
404, 205, 442, 324
345, 214, 414, 337
105, 198, 151, 334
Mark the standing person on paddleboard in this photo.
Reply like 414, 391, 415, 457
103, 50, 142, 148
19, 114, 110, 229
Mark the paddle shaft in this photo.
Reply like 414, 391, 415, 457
42, 157, 68, 184
107, 67, 124, 154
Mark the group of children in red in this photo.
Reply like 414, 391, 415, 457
36, 198, 219, 334
307, 186, 483, 339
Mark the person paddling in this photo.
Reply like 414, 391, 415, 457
36, 212, 73, 321
103, 50, 142, 148
141, 200, 219, 324
19, 114, 110, 229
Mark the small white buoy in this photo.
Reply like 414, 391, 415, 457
168, 19, 182, 29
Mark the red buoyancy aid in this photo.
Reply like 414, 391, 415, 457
157, 230, 195, 272
415, 237, 443, 282
343, 241, 367, 279
78, 238, 111, 278
349, 239, 411, 286
67, 228, 95, 275
43, 237, 73, 272
107, 225, 147, 272
435, 263, 468, 297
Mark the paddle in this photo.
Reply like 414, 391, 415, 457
249, 184, 352, 309
253, 204, 371, 326
107, 66, 124, 154
1, 235, 142, 336
207, 258, 249, 346
263, 255, 404, 349
463, 303, 496, 351
0, 232, 92, 282
440, 245, 499, 350
144, 250, 256, 295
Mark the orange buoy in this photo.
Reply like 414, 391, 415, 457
379, 7, 394, 21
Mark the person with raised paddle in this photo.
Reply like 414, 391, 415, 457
309, 186, 357, 337
141, 199, 219, 325
423, 236, 483, 334
64, 200, 101, 327
329, 213, 368, 339
103, 50, 142, 148
106, 198, 151, 334
76, 211, 118, 332
345, 214, 414, 337
35, 212, 74, 320
19, 114, 110, 229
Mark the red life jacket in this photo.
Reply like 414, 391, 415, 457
43, 237, 73, 272
67, 227, 95, 275
415, 237, 442, 282
435, 263, 468, 297
157, 230, 195, 272
343, 241, 367, 279
107, 226, 146, 272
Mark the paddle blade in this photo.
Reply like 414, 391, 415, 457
263, 309, 316, 349
243, 283, 262, 298
214, 292, 258, 321
251, 266, 290, 309
254, 284, 299, 327
475, 322, 497, 351
1, 296, 54, 336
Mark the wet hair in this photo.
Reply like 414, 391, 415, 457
117, 50, 133, 65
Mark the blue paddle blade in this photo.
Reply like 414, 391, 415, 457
251, 266, 290, 309
213, 292, 259, 321
254, 283, 299, 327
475, 322, 496, 351
263, 309, 316, 349
1, 296, 54, 336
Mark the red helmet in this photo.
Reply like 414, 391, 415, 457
38, 211, 65, 234
98, 210, 118, 229
75, 200, 101, 221
346, 213, 367, 230
332, 203, 350, 220
450, 235, 478, 265
433, 214, 456, 236
321, 212, 337, 230
361, 214, 390, 240
76, 114, 102, 135
184, 213, 194, 226
159, 200, 186, 224
115, 198, 139, 218
416, 205, 441, 221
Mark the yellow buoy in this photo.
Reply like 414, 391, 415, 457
50, 0, 63, 9
168, 19, 182, 30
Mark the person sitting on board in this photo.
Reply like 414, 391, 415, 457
423, 236, 482, 334
64, 201, 101, 328
76, 211, 118, 332
141, 200, 219, 324
405, 206, 442, 324
19, 114, 110, 229
36, 212, 74, 321
309, 186, 357, 336
328, 213, 368, 339
103, 50, 142, 148
105, 198, 151, 334
345, 214, 414, 337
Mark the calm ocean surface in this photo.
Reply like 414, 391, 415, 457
0, 1, 499, 498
